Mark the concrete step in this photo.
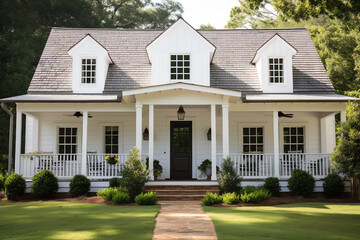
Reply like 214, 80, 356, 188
157, 195, 205, 201
148, 189, 219, 196
145, 185, 219, 191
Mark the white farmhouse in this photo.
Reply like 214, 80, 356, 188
1, 18, 356, 195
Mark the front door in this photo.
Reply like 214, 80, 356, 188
170, 121, 192, 179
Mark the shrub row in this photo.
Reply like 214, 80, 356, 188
97, 187, 157, 205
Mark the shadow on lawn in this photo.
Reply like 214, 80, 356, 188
204, 203, 360, 240
0, 202, 159, 240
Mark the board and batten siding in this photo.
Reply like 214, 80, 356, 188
25, 108, 334, 179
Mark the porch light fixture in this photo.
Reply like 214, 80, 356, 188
177, 105, 185, 120
207, 128, 211, 141
143, 128, 149, 140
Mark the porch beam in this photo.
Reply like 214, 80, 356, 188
15, 110, 22, 174
211, 104, 217, 181
273, 111, 280, 177
81, 111, 88, 175
222, 103, 229, 158
136, 103, 143, 155
149, 104, 154, 180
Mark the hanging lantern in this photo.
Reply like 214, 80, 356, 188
207, 128, 211, 141
177, 105, 185, 120
143, 127, 149, 140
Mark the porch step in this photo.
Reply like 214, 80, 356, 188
145, 184, 219, 201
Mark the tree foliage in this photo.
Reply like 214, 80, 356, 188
331, 102, 360, 200
200, 24, 215, 30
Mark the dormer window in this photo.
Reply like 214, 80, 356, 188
269, 58, 283, 83
170, 55, 190, 80
81, 59, 96, 84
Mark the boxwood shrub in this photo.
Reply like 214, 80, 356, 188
0, 174, 6, 192
109, 177, 124, 188
222, 192, 240, 204
134, 192, 157, 205
69, 175, 90, 197
112, 191, 131, 204
97, 187, 128, 201
31, 170, 58, 198
5, 173, 26, 200
288, 169, 315, 196
323, 172, 344, 197
202, 192, 223, 206
264, 177, 281, 196
240, 188, 271, 203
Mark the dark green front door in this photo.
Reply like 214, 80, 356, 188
170, 121, 192, 179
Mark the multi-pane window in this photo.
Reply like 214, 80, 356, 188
58, 128, 77, 154
105, 126, 119, 154
269, 58, 284, 83
243, 127, 264, 153
170, 55, 190, 80
81, 59, 96, 84
283, 127, 304, 153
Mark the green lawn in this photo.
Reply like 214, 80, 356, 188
0, 202, 159, 240
204, 203, 360, 240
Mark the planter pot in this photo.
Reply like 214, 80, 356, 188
205, 167, 211, 180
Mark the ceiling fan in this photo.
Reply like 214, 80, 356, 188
278, 111, 293, 118
64, 112, 93, 118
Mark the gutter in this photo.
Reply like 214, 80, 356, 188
1, 103, 13, 173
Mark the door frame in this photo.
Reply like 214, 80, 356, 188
170, 121, 193, 179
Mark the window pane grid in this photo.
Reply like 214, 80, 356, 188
269, 58, 284, 83
105, 126, 119, 154
58, 127, 77, 154
243, 127, 264, 153
81, 59, 96, 84
283, 127, 304, 153
170, 55, 190, 80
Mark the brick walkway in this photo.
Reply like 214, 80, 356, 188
152, 201, 218, 240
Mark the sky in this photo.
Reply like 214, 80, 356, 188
155, 0, 240, 29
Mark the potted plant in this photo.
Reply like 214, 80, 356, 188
198, 159, 215, 180
105, 155, 119, 165
146, 158, 163, 180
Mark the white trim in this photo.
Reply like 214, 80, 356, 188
279, 123, 308, 153
237, 123, 266, 154
99, 123, 124, 154
55, 123, 82, 154
123, 82, 242, 98
169, 53, 192, 82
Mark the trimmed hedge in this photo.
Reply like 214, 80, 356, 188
264, 177, 281, 196
323, 172, 344, 197
5, 173, 26, 200
288, 169, 315, 196
97, 187, 128, 201
240, 188, 271, 203
69, 175, 90, 197
31, 170, 58, 198
134, 192, 157, 205
202, 192, 223, 206
112, 191, 131, 204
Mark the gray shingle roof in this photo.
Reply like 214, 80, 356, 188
28, 27, 334, 93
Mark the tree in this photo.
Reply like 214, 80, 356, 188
239, 0, 360, 22
200, 24, 215, 30
331, 102, 360, 200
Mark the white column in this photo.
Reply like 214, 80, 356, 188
340, 110, 346, 123
222, 103, 229, 159
81, 111, 88, 176
211, 104, 217, 181
136, 103, 143, 156
149, 104, 154, 180
15, 110, 22, 174
320, 117, 327, 153
273, 111, 280, 178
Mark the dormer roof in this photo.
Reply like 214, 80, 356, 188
251, 33, 297, 64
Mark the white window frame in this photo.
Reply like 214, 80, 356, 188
279, 123, 308, 154
81, 58, 97, 84
238, 123, 266, 154
268, 57, 285, 85
56, 124, 82, 154
100, 123, 123, 154
169, 54, 191, 81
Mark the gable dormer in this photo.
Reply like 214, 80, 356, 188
251, 34, 297, 93
146, 18, 216, 86
68, 34, 113, 93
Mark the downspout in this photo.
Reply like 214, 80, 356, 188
1, 103, 13, 173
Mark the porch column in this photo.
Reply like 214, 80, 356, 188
273, 111, 280, 178
15, 110, 22, 174
222, 103, 229, 159
211, 104, 217, 181
149, 104, 154, 180
81, 111, 88, 176
136, 103, 143, 155
340, 110, 346, 123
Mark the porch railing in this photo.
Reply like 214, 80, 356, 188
20, 153, 148, 179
